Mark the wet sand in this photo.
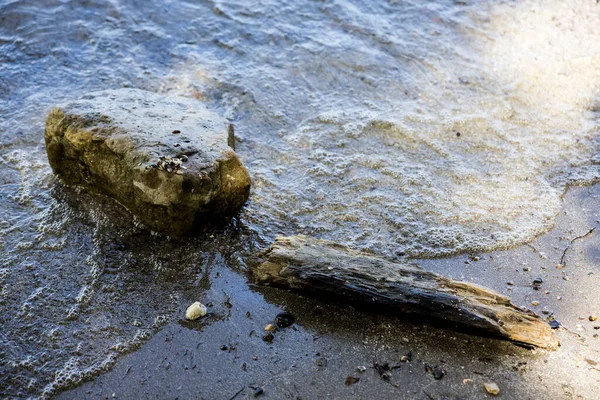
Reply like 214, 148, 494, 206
59, 184, 600, 400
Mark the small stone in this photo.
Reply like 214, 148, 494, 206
556, 264, 563, 269
484, 382, 500, 395
507, 281, 514, 286
185, 302, 207, 320
357, 366, 367, 373
262, 332, 274, 343
531, 301, 539, 306
345, 376, 360, 386
264, 324, 276, 332
315, 357, 327, 367
523, 266, 530, 272
275, 312, 295, 328
589, 315, 597, 322
253, 387, 264, 397
549, 320, 560, 329
400, 351, 413, 362
432, 366, 445, 380
220, 345, 228, 351
563, 276, 570, 281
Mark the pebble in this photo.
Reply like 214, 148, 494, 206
262, 332, 274, 343
432, 366, 445, 380
400, 351, 413, 362
590, 315, 597, 322
549, 320, 560, 329
357, 366, 367, 373
253, 387, 264, 397
220, 345, 228, 351
264, 324, 276, 332
185, 302, 207, 320
345, 376, 360, 386
523, 267, 530, 271
484, 382, 500, 395
315, 357, 327, 367
531, 301, 539, 306
275, 312, 295, 328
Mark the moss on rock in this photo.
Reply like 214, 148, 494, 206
44, 89, 251, 235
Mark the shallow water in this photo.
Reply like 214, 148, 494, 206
1, 0, 600, 397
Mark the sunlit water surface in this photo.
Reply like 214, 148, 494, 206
1, 0, 600, 397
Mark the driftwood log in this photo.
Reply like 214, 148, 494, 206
253, 235, 558, 350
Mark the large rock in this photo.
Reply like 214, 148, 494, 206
44, 89, 251, 235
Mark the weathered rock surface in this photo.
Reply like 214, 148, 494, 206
44, 89, 251, 235
253, 235, 559, 349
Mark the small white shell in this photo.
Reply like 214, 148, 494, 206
185, 302, 207, 320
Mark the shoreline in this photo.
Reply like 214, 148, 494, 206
57, 184, 600, 399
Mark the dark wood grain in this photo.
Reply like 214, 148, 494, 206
253, 235, 558, 349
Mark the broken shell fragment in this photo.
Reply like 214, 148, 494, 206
185, 302, 207, 320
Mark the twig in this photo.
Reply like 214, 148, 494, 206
560, 227, 596, 267
229, 386, 245, 400
560, 324, 584, 341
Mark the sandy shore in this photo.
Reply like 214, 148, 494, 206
58, 185, 600, 400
